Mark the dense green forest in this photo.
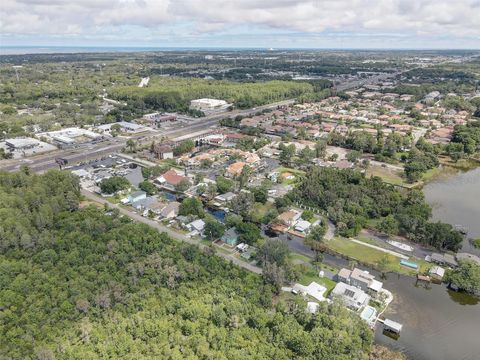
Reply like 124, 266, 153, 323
0, 170, 374, 359
288, 167, 463, 251
111, 77, 315, 111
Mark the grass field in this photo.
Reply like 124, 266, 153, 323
327, 237, 431, 276
276, 167, 305, 184
366, 165, 407, 187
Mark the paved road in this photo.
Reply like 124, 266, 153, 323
81, 189, 263, 275
0, 99, 294, 173
360, 229, 432, 259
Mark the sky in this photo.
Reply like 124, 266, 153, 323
1, 0, 480, 49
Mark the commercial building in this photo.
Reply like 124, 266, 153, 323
190, 98, 229, 111
143, 112, 177, 124
96, 121, 146, 133
5, 138, 40, 150
39, 127, 102, 145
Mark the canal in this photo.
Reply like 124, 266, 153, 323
423, 167, 480, 255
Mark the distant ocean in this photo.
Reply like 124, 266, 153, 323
0, 46, 264, 55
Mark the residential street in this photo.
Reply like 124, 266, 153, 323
81, 189, 263, 274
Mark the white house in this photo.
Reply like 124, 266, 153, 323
292, 282, 327, 302
187, 219, 206, 233
128, 191, 147, 204
330, 282, 370, 311
337, 267, 383, 293
214, 192, 236, 203
294, 220, 311, 233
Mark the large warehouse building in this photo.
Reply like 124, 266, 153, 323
190, 98, 229, 112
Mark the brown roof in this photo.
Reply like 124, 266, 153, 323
278, 210, 298, 223
161, 170, 187, 186
226, 161, 246, 175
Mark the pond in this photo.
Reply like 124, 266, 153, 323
159, 191, 178, 202
423, 167, 480, 255
375, 274, 479, 360
206, 207, 226, 222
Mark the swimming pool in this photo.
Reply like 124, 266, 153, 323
360, 306, 377, 325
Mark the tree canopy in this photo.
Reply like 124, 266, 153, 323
100, 176, 130, 194
289, 167, 463, 251
0, 170, 374, 359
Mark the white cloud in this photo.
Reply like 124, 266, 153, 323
1, 0, 479, 45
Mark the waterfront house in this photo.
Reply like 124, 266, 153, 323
383, 319, 403, 334
156, 169, 189, 189
431, 253, 458, 268
277, 209, 302, 227
159, 201, 180, 219
330, 282, 370, 311
337, 268, 383, 293
429, 265, 445, 280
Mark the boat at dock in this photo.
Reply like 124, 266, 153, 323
387, 240, 414, 252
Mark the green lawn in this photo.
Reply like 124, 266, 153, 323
298, 269, 337, 295
276, 167, 305, 184
290, 253, 312, 263
327, 237, 431, 276
249, 202, 276, 223
366, 165, 407, 187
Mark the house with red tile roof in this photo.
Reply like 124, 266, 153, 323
156, 169, 188, 188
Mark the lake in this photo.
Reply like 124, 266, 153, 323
283, 234, 480, 360
423, 167, 480, 255
375, 274, 479, 360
